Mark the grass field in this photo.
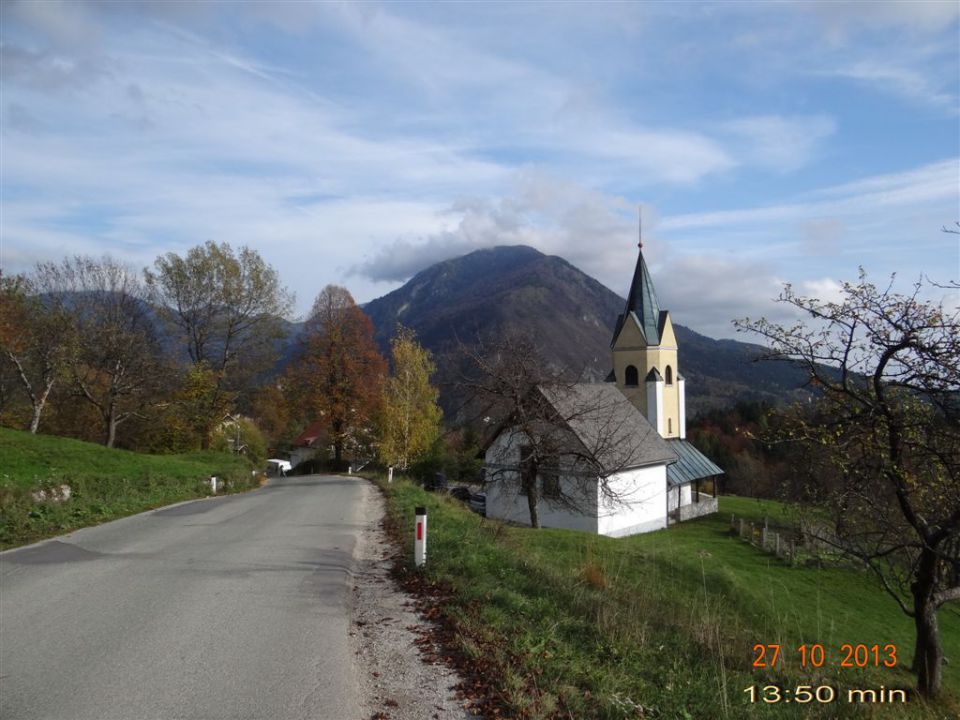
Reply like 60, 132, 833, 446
0, 427, 258, 549
379, 479, 960, 720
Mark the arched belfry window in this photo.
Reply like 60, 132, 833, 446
625, 365, 639, 387
665, 365, 673, 385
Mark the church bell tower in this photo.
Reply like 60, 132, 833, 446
610, 214, 685, 439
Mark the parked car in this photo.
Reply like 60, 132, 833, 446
424, 472, 448, 492
266, 459, 292, 476
449, 486, 472, 502
468, 492, 486, 517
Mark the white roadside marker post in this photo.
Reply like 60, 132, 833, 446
210, 476, 218, 494
414, 506, 427, 568
387, 466, 394, 484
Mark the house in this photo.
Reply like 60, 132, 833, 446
484, 383, 678, 536
290, 420, 328, 469
482, 223, 722, 535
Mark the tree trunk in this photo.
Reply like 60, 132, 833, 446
106, 415, 118, 448
523, 458, 540, 528
912, 548, 944, 697
526, 484, 540, 529
29, 407, 43, 434
334, 440, 343, 469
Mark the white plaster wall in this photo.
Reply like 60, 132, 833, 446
678, 378, 687, 439
646, 379, 664, 435
484, 429, 598, 533
485, 427, 671, 536
290, 447, 316, 469
667, 483, 694, 511
597, 465, 668, 537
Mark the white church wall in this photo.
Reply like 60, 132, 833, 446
667, 483, 694, 512
484, 428, 599, 533
646, 377, 664, 435
678, 377, 686, 439
597, 465, 667, 537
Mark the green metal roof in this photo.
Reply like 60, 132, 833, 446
624, 249, 661, 344
666, 439, 724, 487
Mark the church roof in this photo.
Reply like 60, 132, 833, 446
538, 383, 677, 473
665, 439, 725, 487
616, 246, 661, 345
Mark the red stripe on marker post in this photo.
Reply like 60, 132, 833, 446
414, 506, 427, 567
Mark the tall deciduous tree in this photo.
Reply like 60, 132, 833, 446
145, 241, 293, 445
736, 271, 959, 697
35, 256, 166, 448
0, 273, 69, 433
379, 327, 442, 470
287, 285, 386, 468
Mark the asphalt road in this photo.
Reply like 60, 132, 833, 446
0, 474, 370, 720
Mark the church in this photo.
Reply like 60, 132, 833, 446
482, 229, 722, 536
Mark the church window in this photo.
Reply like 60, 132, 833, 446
665, 365, 673, 385
625, 365, 639, 386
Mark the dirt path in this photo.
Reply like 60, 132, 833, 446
351, 483, 476, 720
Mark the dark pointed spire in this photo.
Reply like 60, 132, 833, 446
621, 207, 661, 344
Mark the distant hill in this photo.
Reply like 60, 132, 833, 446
362, 246, 811, 417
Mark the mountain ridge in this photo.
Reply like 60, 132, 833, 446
362, 245, 811, 416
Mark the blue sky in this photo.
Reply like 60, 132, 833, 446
1, 0, 958, 339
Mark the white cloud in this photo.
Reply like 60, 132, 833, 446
721, 115, 836, 173
805, 0, 960, 39
1, 0, 956, 335
831, 61, 958, 110
662, 159, 958, 232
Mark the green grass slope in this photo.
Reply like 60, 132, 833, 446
0, 427, 257, 549
380, 480, 959, 720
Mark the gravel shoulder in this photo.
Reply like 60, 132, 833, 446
351, 482, 476, 720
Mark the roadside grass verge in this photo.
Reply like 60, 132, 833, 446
0, 427, 258, 549
377, 478, 959, 720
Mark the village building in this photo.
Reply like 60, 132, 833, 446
290, 419, 328, 469
483, 229, 722, 535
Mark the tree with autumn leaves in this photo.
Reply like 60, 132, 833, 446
378, 326, 442, 471
286, 285, 387, 469
285, 295, 442, 472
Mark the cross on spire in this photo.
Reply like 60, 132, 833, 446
638, 206, 643, 249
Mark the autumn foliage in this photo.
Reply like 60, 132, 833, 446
286, 285, 387, 468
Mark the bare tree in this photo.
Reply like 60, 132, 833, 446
735, 270, 959, 697
35, 257, 166, 448
460, 334, 673, 529
0, 273, 69, 433
145, 241, 294, 445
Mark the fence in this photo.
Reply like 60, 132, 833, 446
729, 513, 856, 568
729, 513, 799, 565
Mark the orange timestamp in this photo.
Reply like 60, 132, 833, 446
753, 643, 898, 669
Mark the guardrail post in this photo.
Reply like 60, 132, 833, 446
210, 476, 218, 494
388, 466, 394, 484
414, 506, 427, 567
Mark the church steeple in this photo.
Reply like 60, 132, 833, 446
612, 210, 662, 346
610, 208, 685, 439
622, 242, 661, 345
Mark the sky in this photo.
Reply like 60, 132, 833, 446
1, 0, 958, 340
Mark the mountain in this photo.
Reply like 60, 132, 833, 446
362, 246, 812, 417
